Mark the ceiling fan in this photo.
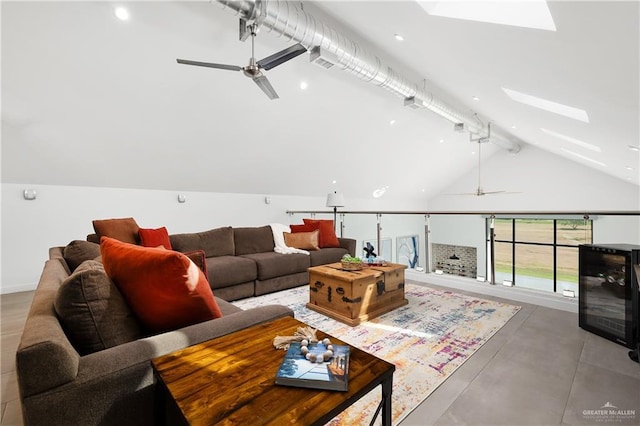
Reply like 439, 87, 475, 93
176, 21, 306, 100
451, 123, 520, 196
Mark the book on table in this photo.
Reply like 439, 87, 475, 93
275, 342, 350, 391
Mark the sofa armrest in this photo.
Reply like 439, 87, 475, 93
20, 305, 293, 426
338, 237, 356, 257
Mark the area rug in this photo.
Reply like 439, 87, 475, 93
233, 283, 521, 425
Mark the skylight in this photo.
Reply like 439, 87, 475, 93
540, 128, 601, 152
416, 0, 556, 31
502, 88, 590, 123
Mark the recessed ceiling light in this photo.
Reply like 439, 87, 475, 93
417, 0, 556, 31
626, 166, 634, 171
389, 119, 396, 125
472, 96, 480, 101
628, 145, 640, 152
503, 88, 589, 123
299, 81, 308, 90
561, 148, 606, 167
394, 34, 404, 41
511, 125, 517, 129
540, 128, 601, 152
439, 139, 444, 143
332, 180, 337, 184
372, 186, 389, 198
114, 7, 130, 21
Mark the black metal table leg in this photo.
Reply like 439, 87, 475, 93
381, 374, 393, 426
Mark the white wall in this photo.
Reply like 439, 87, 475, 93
0, 183, 427, 293
428, 145, 640, 212
3, 145, 638, 294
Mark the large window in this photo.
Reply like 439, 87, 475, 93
490, 218, 592, 294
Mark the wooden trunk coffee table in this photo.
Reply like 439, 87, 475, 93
152, 316, 395, 425
307, 262, 408, 326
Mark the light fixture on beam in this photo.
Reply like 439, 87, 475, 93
405, 96, 466, 128
404, 96, 426, 109
310, 46, 339, 69
454, 123, 466, 132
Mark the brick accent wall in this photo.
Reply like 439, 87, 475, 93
432, 243, 477, 278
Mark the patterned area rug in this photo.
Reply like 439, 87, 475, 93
233, 283, 521, 425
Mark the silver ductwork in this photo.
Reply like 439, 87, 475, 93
215, 0, 521, 153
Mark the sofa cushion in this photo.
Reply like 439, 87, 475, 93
240, 252, 310, 281
63, 240, 101, 272
139, 227, 172, 249
92, 217, 140, 245
100, 237, 222, 333
170, 227, 234, 257
203, 255, 257, 289
283, 230, 320, 250
234, 226, 275, 255
302, 219, 340, 248
54, 260, 143, 355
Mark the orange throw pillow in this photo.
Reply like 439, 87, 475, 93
100, 237, 222, 333
302, 219, 340, 248
284, 230, 320, 250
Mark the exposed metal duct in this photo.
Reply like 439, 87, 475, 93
215, 0, 521, 153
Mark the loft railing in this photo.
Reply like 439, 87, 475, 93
285, 210, 640, 291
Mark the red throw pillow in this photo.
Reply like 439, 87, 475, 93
100, 237, 222, 333
290, 223, 319, 233
139, 227, 172, 250
302, 219, 340, 248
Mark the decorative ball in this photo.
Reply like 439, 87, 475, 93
316, 355, 325, 363
322, 338, 331, 346
300, 339, 309, 347
323, 350, 333, 361
327, 345, 334, 352
306, 353, 317, 362
301, 346, 309, 355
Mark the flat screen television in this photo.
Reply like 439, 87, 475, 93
579, 244, 640, 348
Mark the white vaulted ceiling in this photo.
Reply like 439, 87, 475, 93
2, 1, 638, 201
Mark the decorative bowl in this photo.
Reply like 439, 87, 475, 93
341, 261, 363, 271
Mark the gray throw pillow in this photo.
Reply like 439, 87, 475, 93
54, 260, 143, 355
63, 240, 101, 272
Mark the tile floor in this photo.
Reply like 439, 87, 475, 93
2, 283, 638, 425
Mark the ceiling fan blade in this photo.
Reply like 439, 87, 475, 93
256, 43, 307, 71
252, 74, 279, 100
176, 59, 242, 72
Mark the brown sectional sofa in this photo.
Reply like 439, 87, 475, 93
17, 224, 356, 425
16, 247, 294, 426
168, 225, 356, 300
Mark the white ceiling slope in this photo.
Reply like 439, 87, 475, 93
2, 1, 638, 202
